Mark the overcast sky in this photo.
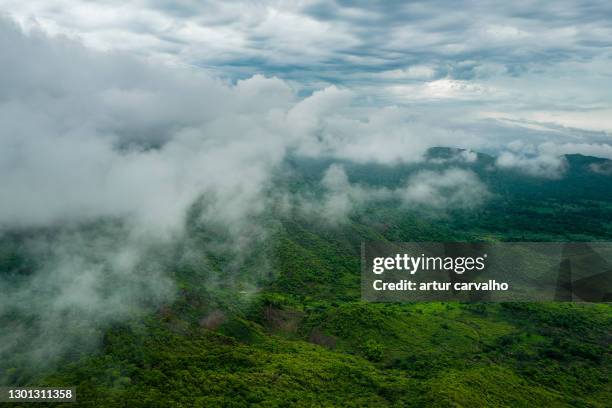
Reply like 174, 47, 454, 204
2, 0, 612, 134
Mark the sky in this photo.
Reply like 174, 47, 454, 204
2, 0, 612, 135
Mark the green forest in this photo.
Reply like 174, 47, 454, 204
1, 149, 611, 407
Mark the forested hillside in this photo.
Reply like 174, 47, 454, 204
1, 150, 611, 407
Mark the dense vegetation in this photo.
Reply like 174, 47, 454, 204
1, 149, 611, 407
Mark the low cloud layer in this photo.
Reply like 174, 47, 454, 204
398, 168, 490, 210
299, 165, 490, 224
0, 17, 513, 235
0, 18, 293, 234
1, 225, 175, 373
496, 152, 568, 179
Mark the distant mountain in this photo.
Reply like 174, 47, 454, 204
284, 147, 612, 202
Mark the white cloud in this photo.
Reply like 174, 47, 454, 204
539, 142, 612, 160
589, 162, 612, 175
496, 151, 568, 179
428, 149, 478, 164
386, 79, 500, 101
495, 140, 612, 178
316, 164, 388, 223
375, 65, 436, 80
482, 24, 530, 42
301, 165, 490, 223
481, 108, 612, 135
397, 168, 490, 210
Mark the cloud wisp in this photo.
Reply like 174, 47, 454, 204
295, 164, 490, 224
